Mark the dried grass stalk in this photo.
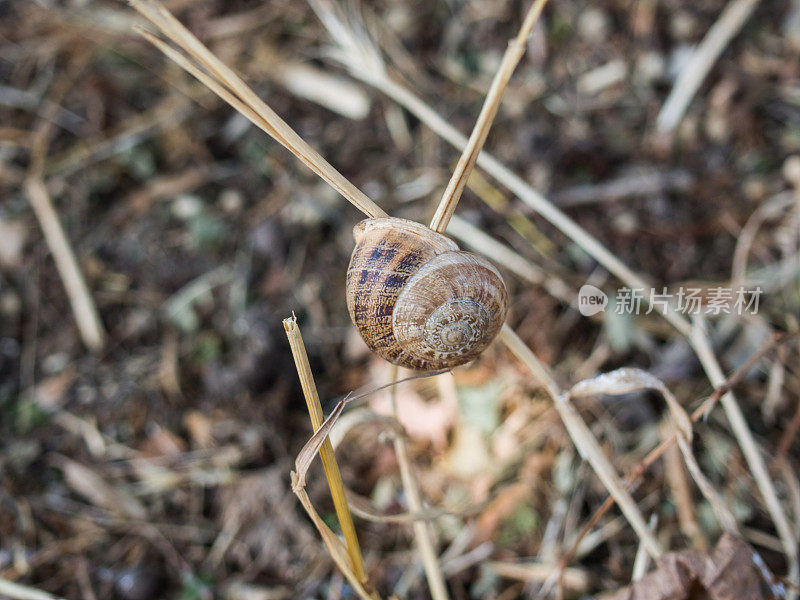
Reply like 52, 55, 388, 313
129, 0, 386, 219
631, 514, 658, 581
290, 473, 380, 600
429, 0, 548, 233
388, 365, 450, 600
567, 368, 739, 536
24, 178, 106, 351
657, 0, 761, 133
555, 393, 663, 559
661, 421, 707, 550
690, 321, 797, 574
0, 578, 64, 600
283, 316, 371, 590
555, 332, 797, 585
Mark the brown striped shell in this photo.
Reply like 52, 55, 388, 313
345, 217, 508, 370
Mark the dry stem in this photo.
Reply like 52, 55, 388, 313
557, 331, 794, 575
0, 578, 64, 600
388, 365, 450, 600
631, 514, 658, 581
661, 421, 706, 550
23, 52, 107, 353
129, 0, 386, 219
283, 316, 368, 585
656, 0, 761, 133
429, 0, 548, 233
24, 178, 106, 352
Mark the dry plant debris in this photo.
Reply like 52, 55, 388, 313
1, 0, 799, 599
599, 534, 782, 600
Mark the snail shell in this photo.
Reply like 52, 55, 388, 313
346, 217, 508, 370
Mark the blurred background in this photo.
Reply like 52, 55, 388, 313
1, 0, 799, 598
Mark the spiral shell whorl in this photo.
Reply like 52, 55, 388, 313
392, 252, 507, 367
346, 217, 508, 370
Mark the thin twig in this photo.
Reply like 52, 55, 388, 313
0, 578, 64, 600
24, 178, 106, 351
283, 316, 369, 585
429, 0, 548, 233
23, 51, 106, 353
656, 0, 761, 133
702, 330, 790, 418
690, 320, 798, 584
388, 365, 450, 600
661, 421, 706, 549
631, 514, 658, 581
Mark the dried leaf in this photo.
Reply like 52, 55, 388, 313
56, 455, 147, 519
569, 367, 691, 441
569, 368, 739, 534
369, 384, 457, 450
270, 60, 370, 120
184, 410, 214, 448
33, 367, 76, 410
139, 425, 186, 457
599, 534, 783, 600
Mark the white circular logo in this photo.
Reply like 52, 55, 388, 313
578, 284, 608, 316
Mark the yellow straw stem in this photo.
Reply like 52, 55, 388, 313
429, 0, 549, 233
283, 316, 368, 584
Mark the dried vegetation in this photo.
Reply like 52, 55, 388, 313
1, 0, 799, 599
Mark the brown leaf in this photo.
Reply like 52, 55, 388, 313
474, 481, 528, 544
600, 534, 782, 600
56, 455, 147, 519
34, 367, 76, 410
139, 425, 186, 457
184, 410, 214, 448
369, 384, 457, 450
